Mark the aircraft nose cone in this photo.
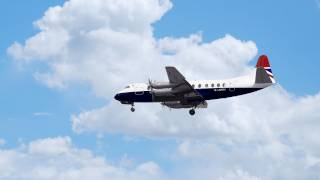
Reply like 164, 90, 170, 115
114, 94, 120, 101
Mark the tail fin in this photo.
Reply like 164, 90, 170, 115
255, 55, 276, 84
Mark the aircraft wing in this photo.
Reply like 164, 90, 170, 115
166, 66, 186, 84
165, 67, 205, 102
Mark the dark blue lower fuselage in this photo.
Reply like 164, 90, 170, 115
114, 88, 262, 103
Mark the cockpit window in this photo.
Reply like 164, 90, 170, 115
125, 86, 130, 89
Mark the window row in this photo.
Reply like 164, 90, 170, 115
192, 83, 226, 88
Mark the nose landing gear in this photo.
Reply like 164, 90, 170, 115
130, 107, 135, 112
130, 104, 135, 112
189, 109, 195, 116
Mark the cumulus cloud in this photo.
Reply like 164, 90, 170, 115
72, 86, 320, 179
7, 0, 256, 96
218, 169, 262, 180
8, 0, 174, 95
7, 0, 320, 179
174, 137, 320, 180
71, 85, 320, 142
0, 137, 165, 180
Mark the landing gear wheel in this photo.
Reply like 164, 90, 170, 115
189, 109, 195, 116
130, 107, 135, 112
130, 104, 135, 112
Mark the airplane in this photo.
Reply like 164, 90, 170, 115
114, 55, 275, 115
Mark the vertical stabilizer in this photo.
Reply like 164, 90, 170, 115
255, 55, 276, 84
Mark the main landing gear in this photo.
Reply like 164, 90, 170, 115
189, 109, 195, 116
130, 103, 135, 112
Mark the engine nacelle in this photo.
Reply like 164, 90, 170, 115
151, 88, 173, 96
149, 82, 176, 89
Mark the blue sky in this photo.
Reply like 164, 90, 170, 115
0, 0, 320, 179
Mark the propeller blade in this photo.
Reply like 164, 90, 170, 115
148, 78, 152, 90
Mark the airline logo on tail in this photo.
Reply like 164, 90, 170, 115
256, 55, 276, 83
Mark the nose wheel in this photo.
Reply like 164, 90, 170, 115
189, 109, 195, 116
130, 104, 135, 112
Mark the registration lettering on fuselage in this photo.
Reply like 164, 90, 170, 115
214, 88, 226, 92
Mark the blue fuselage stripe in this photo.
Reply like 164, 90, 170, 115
115, 88, 262, 103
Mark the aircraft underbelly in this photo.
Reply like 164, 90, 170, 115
119, 91, 153, 103
152, 95, 180, 102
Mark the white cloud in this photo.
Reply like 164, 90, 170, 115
8, 0, 174, 96
7, 0, 256, 97
7, 0, 320, 179
174, 138, 320, 180
71, 86, 320, 145
28, 136, 72, 156
218, 169, 262, 180
0, 137, 165, 180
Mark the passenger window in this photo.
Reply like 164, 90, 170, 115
205, 84, 208, 87
222, 83, 225, 87
198, 84, 201, 88
192, 84, 195, 88
217, 83, 220, 87
211, 84, 214, 87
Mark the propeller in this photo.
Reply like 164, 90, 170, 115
148, 78, 152, 90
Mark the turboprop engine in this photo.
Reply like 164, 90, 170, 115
148, 80, 176, 89
148, 79, 191, 102
150, 88, 173, 96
